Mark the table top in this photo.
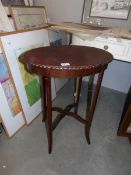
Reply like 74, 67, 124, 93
20, 45, 113, 78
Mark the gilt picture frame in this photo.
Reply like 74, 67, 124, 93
90, 0, 131, 19
10, 6, 48, 30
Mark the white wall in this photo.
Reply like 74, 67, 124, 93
101, 60, 131, 93
34, 0, 84, 22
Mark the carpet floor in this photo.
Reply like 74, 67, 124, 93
0, 80, 131, 175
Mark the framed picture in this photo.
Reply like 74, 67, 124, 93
1, 0, 25, 6
10, 6, 48, 30
90, 0, 131, 19
0, 29, 57, 124
0, 47, 25, 137
0, 54, 22, 117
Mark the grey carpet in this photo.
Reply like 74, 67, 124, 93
0, 80, 131, 175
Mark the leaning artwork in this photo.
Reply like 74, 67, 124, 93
10, 6, 48, 30
90, 0, 131, 19
0, 54, 22, 116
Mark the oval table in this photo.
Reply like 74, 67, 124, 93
20, 45, 113, 154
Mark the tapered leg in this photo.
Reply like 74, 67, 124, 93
86, 75, 94, 117
85, 71, 104, 144
85, 75, 94, 144
45, 77, 53, 154
42, 77, 47, 122
74, 77, 82, 114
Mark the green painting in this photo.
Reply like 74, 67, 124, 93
19, 61, 41, 107
25, 78, 41, 106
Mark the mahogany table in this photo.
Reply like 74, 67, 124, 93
20, 45, 113, 154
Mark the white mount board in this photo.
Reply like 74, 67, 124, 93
1, 29, 56, 124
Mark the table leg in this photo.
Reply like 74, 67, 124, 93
86, 76, 94, 118
42, 77, 47, 122
74, 77, 82, 114
85, 71, 104, 144
45, 77, 53, 154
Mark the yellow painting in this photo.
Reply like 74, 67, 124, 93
17, 44, 44, 106
19, 63, 35, 86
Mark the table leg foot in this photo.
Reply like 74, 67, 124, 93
85, 125, 90, 144
48, 132, 52, 154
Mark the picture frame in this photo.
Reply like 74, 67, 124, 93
0, 29, 57, 125
89, 0, 131, 19
10, 6, 48, 30
0, 47, 25, 137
